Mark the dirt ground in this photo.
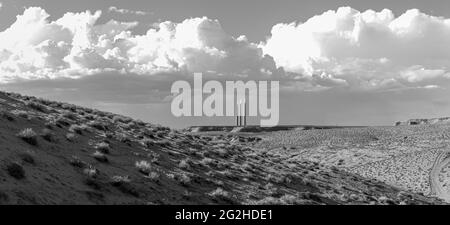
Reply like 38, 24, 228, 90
255, 125, 450, 201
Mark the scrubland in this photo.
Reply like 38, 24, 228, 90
0, 91, 445, 204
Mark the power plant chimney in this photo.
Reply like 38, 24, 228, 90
236, 99, 247, 127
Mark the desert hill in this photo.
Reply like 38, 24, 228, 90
0, 91, 445, 204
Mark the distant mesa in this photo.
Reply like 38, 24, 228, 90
185, 125, 363, 133
395, 117, 450, 126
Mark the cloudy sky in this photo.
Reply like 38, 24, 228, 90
2, 0, 450, 128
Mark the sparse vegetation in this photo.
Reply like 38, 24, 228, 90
69, 156, 87, 168
19, 152, 35, 165
40, 128, 53, 142
145, 171, 160, 182
209, 188, 231, 200
0, 91, 446, 205
95, 142, 110, 154
1, 110, 15, 121
69, 124, 86, 135
178, 159, 191, 170
135, 160, 152, 175
26, 101, 47, 112
6, 162, 26, 180
66, 133, 76, 141
92, 151, 108, 163
17, 128, 38, 145
83, 166, 99, 178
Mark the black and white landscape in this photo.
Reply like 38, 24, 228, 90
0, 0, 450, 205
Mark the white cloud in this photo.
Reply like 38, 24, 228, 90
2, 6, 450, 92
400, 66, 449, 83
108, 6, 151, 16
0, 7, 274, 83
262, 6, 450, 89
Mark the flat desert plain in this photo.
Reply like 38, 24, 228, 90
254, 125, 450, 202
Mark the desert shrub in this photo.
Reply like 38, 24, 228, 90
92, 151, 108, 163
66, 133, 76, 141
105, 132, 114, 139
377, 196, 396, 205
135, 160, 152, 175
87, 120, 108, 131
36, 98, 52, 106
12, 110, 29, 119
115, 133, 131, 144
83, 177, 104, 191
209, 188, 230, 199
40, 128, 53, 142
83, 166, 99, 178
241, 163, 253, 172
200, 158, 215, 167
17, 128, 38, 145
135, 120, 146, 126
156, 130, 167, 138
55, 116, 71, 127
265, 173, 285, 184
1, 110, 15, 121
220, 170, 234, 179
142, 129, 155, 139
111, 175, 131, 184
69, 156, 87, 168
248, 194, 310, 205
142, 138, 155, 148
61, 103, 76, 111
146, 152, 160, 163
48, 102, 61, 108
178, 159, 191, 170
145, 171, 160, 182
120, 122, 133, 130
166, 173, 176, 180
44, 120, 56, 129
95, 142, 110, 154
6, 162, 25, 180
112, 115, 132, 124
205, 171, 216, 177
62, 111, 77, 120
177, 173, 191, 186
19, 152, 35, 165
110, 175, 139, 197
83, 108, 93, 114
83, 114, 95, 121
26, 101, 47, 112
215, 148, 229, 158
69, 124, 86, 135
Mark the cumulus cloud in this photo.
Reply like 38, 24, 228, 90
108, 6, 151, 16
2, 6, 450, 93
262, 7, 450, 90
0, 7, 275, 83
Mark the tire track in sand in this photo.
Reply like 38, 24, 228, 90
430, 150, 450, 202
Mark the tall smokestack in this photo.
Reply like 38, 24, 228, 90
244, 100, 246, 127
240, 99, 244, 127
237, 100, 241, 127
236, 101, 239, 126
